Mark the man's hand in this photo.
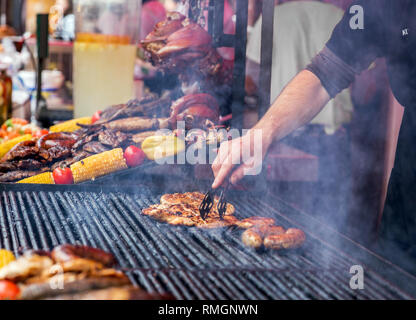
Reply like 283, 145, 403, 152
211, 70, 330, 189
212, 129, 271, 189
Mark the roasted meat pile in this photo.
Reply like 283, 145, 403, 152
142, 193, 306, 250
0, 91, 220, 183
141, 12, 231, 90
142, 191, 238, 228
0, 245, 170, 300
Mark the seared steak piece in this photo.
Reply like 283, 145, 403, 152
82, 141, 111, 154
5, 141, 40, 161
142, 192, 237, 229
20, 276, 131, 300
98, 130, 129, 148
51, 151, 90, 171
47, 145, 72, 160
72, 130, 101, 151
16, 159, 45, 170
0, 162, 16, 172
0, 168, 49, 182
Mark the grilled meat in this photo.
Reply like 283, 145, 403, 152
98, 130, 129, 148
15, 159, 45, 170
4, 140, 42, 161
0, 162, 16, 172
47, 145, 72, 160
143, 192, 237, 228
132, 131, 158, 145
0, 254, 54, 282
82, 141, 111, 154
237, 216, 276, 229
160, 191, 235, 216
241, 225, 305, 250
0, 168, 49, 182
20, 276, 131, 300
241, 228, 264, 249
51, 151, 91, 171
46, 286, 172, 300
169, 94, 220, 129
52, 244, 116, 267
264, 228, 306, 250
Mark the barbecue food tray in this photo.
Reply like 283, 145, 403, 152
0, 183, 415, 300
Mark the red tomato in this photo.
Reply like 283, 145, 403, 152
124, 146, 145, 167
33, 129, 49, 138
91, 110, 102, 124
53, 167, 74, 184
0, 281, 20, 300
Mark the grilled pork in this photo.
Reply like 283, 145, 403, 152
142, 192, 237, 228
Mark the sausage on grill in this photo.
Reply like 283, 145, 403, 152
51, 245, 116, 267
237, 216, 276, 229
242, 225, 305, 250
264, 228, 306, 250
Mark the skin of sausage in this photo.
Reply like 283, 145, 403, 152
238, 216, 276, 229
241, 228, 263, 249
263, 228, 306, 249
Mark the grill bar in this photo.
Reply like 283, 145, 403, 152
0, 184, 414, 300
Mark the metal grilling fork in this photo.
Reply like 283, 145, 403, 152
199, 182, 230, 220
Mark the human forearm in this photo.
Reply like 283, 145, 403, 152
254, 69, 331, 147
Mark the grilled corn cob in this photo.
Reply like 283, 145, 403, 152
70, 148, 127, 183
0, 134, 32, 158
17, 172, 55, 184
49, 117, 92, 132
0, 249, 15, 269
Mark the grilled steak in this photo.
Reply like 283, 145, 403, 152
0, 162, 16, 172
98, 130, 129, 147
83, 141, 111, 154
0, 168, 49, 182
142, 192, 238, 228
20, 276, 131, 300
160, 192, 235, 216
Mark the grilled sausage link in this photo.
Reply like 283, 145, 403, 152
264, 228, 306, 250
51, 245, 116, 267
237, 216, 276, 229
241, 228, 264, 249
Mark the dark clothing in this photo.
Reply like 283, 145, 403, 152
308, 0, 416, 250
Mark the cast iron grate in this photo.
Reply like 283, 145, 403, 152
0, 186, 415, 300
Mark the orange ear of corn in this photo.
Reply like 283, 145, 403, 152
17, 172, 55, 184
70, 148, 128, 184
49, 117, 92, 133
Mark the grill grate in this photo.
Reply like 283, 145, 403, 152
0, 185, 415, 300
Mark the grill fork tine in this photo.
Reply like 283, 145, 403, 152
199, 182, 230, 220
217, 182, 230, 220
199, 190, 214, 220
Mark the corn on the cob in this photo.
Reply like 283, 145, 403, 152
0, 249, 15, 269
17, 172, 55, 184
70, 148, 127, 183
49, 117, 92, 133
0, 134, 32, 158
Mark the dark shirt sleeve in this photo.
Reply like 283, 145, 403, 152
306, 0, 386, 98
